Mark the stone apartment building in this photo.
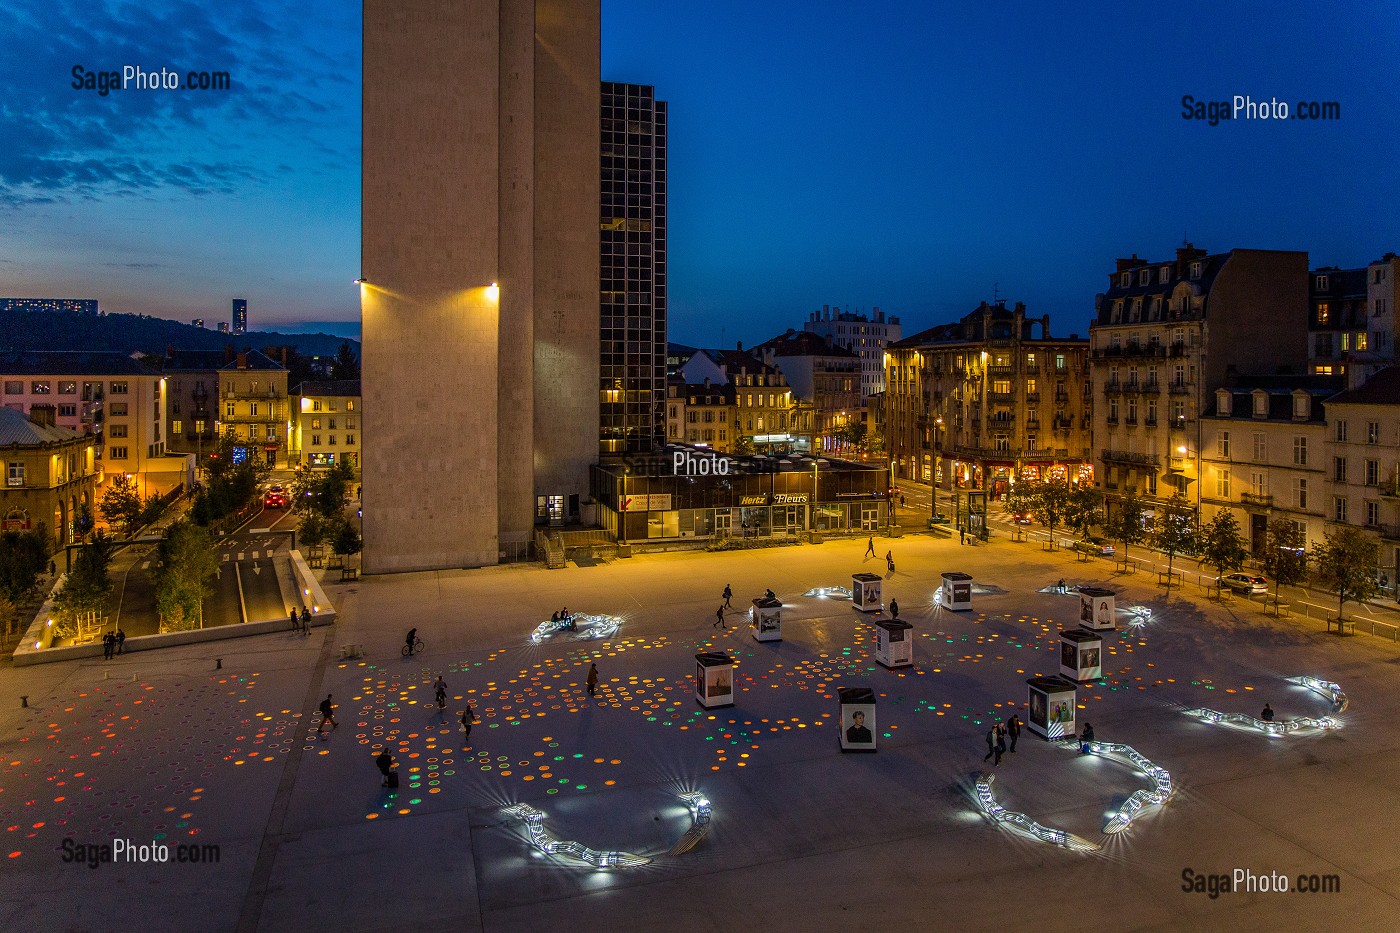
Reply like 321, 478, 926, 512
292, 380, 361, 472
0, 406, 98, 543
751, 330, 861, 453
803, 305, 902, 398
164, 349, 290, 468
666, 376, 737, 451
1322, 368, 1400, 580
1089, 245, 1309, 514
885, 301, 1092, 501
1308, 253, 1400, 387
677, 348, 793, 451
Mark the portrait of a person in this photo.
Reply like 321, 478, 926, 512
846, 710, 873, 744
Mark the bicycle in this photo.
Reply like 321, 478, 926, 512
402, 636, 424, 657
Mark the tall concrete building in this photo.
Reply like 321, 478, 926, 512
804, 305, 902, 398
232, 298, 247, 334
361, 0, 600, 572
600, 82, 667, 457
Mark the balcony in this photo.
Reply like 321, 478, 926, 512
1240, 492, 1274, 507
987, 365, 1015, 378
1103, 382, 1123, 396
1101, 449, 1160, 468
1144, 416, 1158, 426
1377, 523, 1400, 541
1025, 391, 1040, 403
1379, 480, 1400, 498
1169, 381, 1191, 395
1169, 343, 1189, 358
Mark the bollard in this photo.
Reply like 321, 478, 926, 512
104, 670, 110, 680
216, 658, 222, 670
131, 674, 137, 682
20, 696, 28, 708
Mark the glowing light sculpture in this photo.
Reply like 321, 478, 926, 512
1293, 675, 1348, 713
667, 792, 713, 855
505, 792, 713, 866
1074, 741, 1174, 834
1184, 675, 1346, 735
529, 613, 622, 644
804, 586, 852, 600
974, 773, 1095, 850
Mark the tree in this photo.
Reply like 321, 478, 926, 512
1030, 476, 1073, 548
1105, 490, 1149, 566
0, 593, 17, 637
330, 340, 361, 381
99, 474, 144, 537
297, 510, 330, 550
0, 526, 52, 603
1001, 473, 1037, 521
1313, 526, 1380, 624
293, 459, 354, 518
153, 521, 219, 631
1198, 508, 1249, 594
330, 516, 362, 557
1264, 518, 1308, 611
1151, 494, 1197, 593
732, 435, 754, 456
55, 531, 115, 621
1065, 485, 1105, 540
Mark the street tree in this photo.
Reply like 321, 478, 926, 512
330, 516, 363, 558
1198, 508, 1249, 594
99, 473, 144, 537
1065, 485, 1105, 540
1030, 476, 1073, 548
56, 531, 115, 621
153, 521, 219, 631
0, 593, 17, 638
330, 340, 361, 381
0, 526, 52, 603
1313, 526, 1380, 625
1263, 518, 1308, 611
1105, 490, 1149, 566
1001, 473, 1037, 523
1151, 494, 1197, 593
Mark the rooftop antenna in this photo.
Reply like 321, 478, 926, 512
992, 282, 1000, 304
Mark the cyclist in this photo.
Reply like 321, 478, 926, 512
405, 628, 418, 656
434, 675, 447, 709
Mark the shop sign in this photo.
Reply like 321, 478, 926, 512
772, 494, 809, 504
739, 495, 769, 506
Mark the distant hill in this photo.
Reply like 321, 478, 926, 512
0, 308, 358, 359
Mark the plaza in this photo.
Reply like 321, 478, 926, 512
2, 532, 1399, 931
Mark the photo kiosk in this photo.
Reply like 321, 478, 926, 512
1078, 587, 1116, 631
1059, 629, 1103, 682
874, 619, 914, 669
1026, 676, 1077, 740
695, 652, 735, 709
852, 573, 883, 613
838, 685, 877, 752
941, 572, 973, 611
750, 596, 783, 642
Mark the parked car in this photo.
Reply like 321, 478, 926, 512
1081, 537, 1115, 556
264, 486, 288, 509
1222, 572, 1267, 594
1010, 513, 1032, 525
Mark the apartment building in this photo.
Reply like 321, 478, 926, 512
292, 380, 361, 472
803, 305, 902, 397
0, 406, 98, 544
678, 348, 793, 450
752, 330, 861, 453
1323, 367, 1400, 579
665, 376, 737, 451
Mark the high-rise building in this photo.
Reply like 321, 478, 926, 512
599, 82, 667, 457
191, 318, 205, 328
217, 322, 230, 334
0, 298, 99, 315
804, 305, 902, 398
361, 0, 600, 572
232, 299, 247, 334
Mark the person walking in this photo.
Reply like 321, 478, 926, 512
115, 629, 126, 655
886, 556, 895, 575
722, 584, 733, 609
586, 663, 600, 697
714, 606, 727, 629
376, 748, 396, 788
289, 608, 299, 632
983, 725, 997, 763
460, 703, 478, 743
1006, 714, 1021, 753
300, 607, 311, 634
865, 536, 876, 558
317, 694, 337, 733
103, 631, 114, 660
1057, 578, 1066, 595
960, 527, 967, 546
49, 560, 57, 577
994, 724, 1007, 767
889, 598, 900, 620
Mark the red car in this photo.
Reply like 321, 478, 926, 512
264, 487, 288, 509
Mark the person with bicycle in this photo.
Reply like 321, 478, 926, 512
405, 628, 419, 656
433, 675, 447, 709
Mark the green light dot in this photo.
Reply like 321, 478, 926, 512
409, 798, 422, 804
576, 784, 587, 790
573, 753, 583, 758
546, 788, 558, 795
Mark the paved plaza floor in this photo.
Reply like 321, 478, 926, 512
2, 533, 1399, 931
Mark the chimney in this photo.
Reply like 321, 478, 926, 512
736, 340, 743, 351
237, 352, 248, 370
280, 347, 287, 367
1115, 254, 1148, 273
224, 344, 235, 364
29, 406, 56, 428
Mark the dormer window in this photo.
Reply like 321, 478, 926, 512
1216, 389, 1231, 415
1190, 261, 1202, 279
1120, 272, 1131, 288
1293, 394, 1310, 419
1315, 274, 1329, 291
1252, 391, 1268, 418
1139, 269, 1150, 286
1159, 266, 1170, 284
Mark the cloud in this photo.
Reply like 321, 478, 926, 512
103, 261, 163, 269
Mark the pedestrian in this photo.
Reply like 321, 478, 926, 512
586, 662, 599, 697
722, 584, 733, 608
317, 694, 337, 733
1057, 578, 1066, 594
885, 550, 893, 564
865, 536, 876, 558
460, 703, 477, 742
115, 629, 125, 654
1261, 703, 1274, 722
49, 560, 57, 576
889, 598, 900, 619
887, 557, 895, 575
900, 494, 906, 508
551, 610, 560, 628
960, 528, 967, 545
1006, 714, 1021, 753
983, 725, 997, 762
714, 606, 727, 629
103, 631, 114, 660
994, 724, 1007, 767
300, 607, 311, 633
1080, 721, 1095, 754
290, 608, 299, 632
376, 748, 396, 787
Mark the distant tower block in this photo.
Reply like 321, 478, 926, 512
360, 0, 600, 573
232, 298, 247, 334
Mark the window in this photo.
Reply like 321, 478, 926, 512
30, 381, 51, 395
1334, 497, 1347, 523
1146, 471, 1157, 495
1316, 302, 1331, 325
312, 400, 322, 412
1335, 420, 1348, 442
109, 382, 128, 394
1127, 398, 1138, 423
1216, 470, 1231, 499
172, 420, 183, 434
311, 435, 320, 446
992, 379, 1011, 395
1367, 421, 1380, 444
226, 402, 236, 418
59, 381, 76, 394
329, 436, 336, 446
2, 381, 19, 394
108, 424, 128, 439
1138, 269, 1150, 286
108, 446, 128, 460
1294, 478, 1308, 509
1342, 332, 1350, 352
1293, 436, 1308, 465
1190, 261, 1202, 279
1357, 332, 1369, 351
1367, 501, 1381, 526
1334, 457, 1348, 482
1293, 395, 1309, 418
1055, 354, 1066, 371
6, 462, 22, 487
1027, 434, 1038, 451
312, 418, 322, 430
1172, 400, 1186, 422
686, 412, 697, 423
1109, 398, 1119, 422
1315, 274, 1329, 291
266, 426, 276, 440
1120, 272, 1131, 288
346, 434, 355, 445
1147, 399, 1158, 423
250, 402, 259, 417
58, 404, 76, 417
1251, 471, 1266, 496
1026, 378, 1037, 395
109, 403, 128, 417
347, 400, 355, 411
1217, 431, 1230, 457
1026, 353, 1036, 369
1366, 459, 1379, 486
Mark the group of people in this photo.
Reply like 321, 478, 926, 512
863, 538, 897, 573
551, 608, 578, 631
101, 629, 126, 660
983, 714, 1022, 767
288, 606, 312, 635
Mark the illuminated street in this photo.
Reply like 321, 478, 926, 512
4, 536, 1399, 930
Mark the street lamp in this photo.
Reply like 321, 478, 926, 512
617, 467, 629, 546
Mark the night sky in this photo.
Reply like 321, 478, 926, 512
2, 1, 1397, 344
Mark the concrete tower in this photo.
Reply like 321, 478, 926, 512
361, 0, 600, 572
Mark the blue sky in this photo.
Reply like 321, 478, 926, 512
2, 1, 1397, 344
